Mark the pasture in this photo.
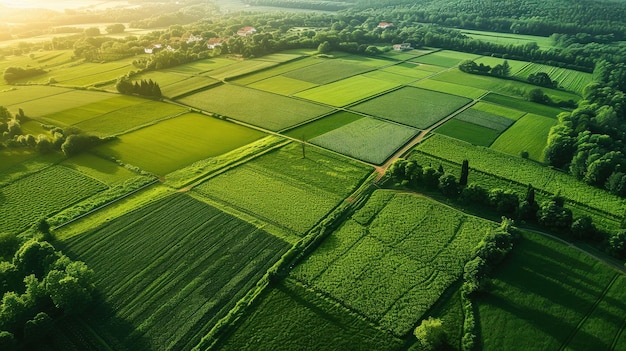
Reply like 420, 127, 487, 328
490, 113, 558, 161
481, 93, 565, 117
377, 64, 434, 79
309, 117, 418, 164
434, 119, 502, 146
380, 48, 433, 60
411, 78, 488, 99
472, 56, 530, 75
292, 191, 498, 335
411, 50, 481, 67
7, 89, 114, 117
285, 111, 363, 140
514, 63, 594, 94
59, 153, 138, 186
0, 85, 71, 106
230, 57, 322, 85
454, 107, 515, 131
282, 59, 373, 84
95, 112, 265, 175
38, 95, 145, 126
205, 60, 278, 81
459, 29, 556, 49
248, 75, 318, 95
472, 101, 527, 120
193, 142, 371, 234
178, 84, 332, 131
58, 193, 291, 351
362, 70, 422, 85
350, 86, 471, 128
477, 231, 625, 351
294, 75, 399, 107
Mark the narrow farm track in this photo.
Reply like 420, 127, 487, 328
611, 313, 626, 351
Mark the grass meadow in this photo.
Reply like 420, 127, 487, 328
411, 78, 488, 99
481, 93, 565, 117
435, 119, 502, 146
95, 112, 265, 175
230, 57, 322, 85
411, 50, 481, 67
514, 63, 594, 94
7, 89, 114, 117
282, 59, 373, 84
294, 75, 399, 107
284, 111, 364, 140
490, 113, 558, 161
459, 29, 556, 49
0, 85, 71, 106
248, 75, 318, 95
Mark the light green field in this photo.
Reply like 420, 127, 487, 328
7, 89, 114, 117
310, 117, 418, 164
412, 50, 481, 67
454, 108, 514, 131
339, 55, 396, 68
490, 113, 558, 161
19, 120, 50, 136
412, 79, 488, 99
380, 49, 433, 60
472, 101, 527, 120
379, 64, 434, 79
435, 119, 502, 146
283, 59, 373, 84
39, 95, 144, 126
295, 75, 399, 107
21, 60, 135, 86
178, 84, 333, 131
204, 60, 278, 81
285, 111, 364, 140
351, 86, 471, 128
460, 29, 556, 49
164, 57, 236, 74
60, 153, 138, 186
248, 75, 318, 95
253, 52, 304, 62
231, 57, 322, 85
514, 63, 594, 94
0, 85, 71, 106
472, 56, 530, 75
132, 71, 189, 87
95, 112, 266, 175
361, 70, 419, 84
482, 93, 565, 117
159, 76, 221, 98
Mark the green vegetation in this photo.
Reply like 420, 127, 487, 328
490, 113, 557, 161
59, 153, 138, 186
454, 108, 515, 131
248, 75, 318, 95
412, 79, 488, 99
412, 50, 481, 67
471, 101, 526, 120
95, 112, 266, 175
59, 193, 290, 351
351, 87, 471, 129
39, 95, 144, 126
285, 111, 363, 140
205, 60, 278, 81
5, 89, 113, 117
435, 119, 502, 146
230, 57, 322, 85
481, 93, 565, 117
310, 117, 418, 165
460, 29, 555, 49
282, 59, 373, 84
514, 63, 593, 94
294, 75, 399, 107
178, 85, 332, 131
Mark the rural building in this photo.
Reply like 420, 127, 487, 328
185, 34, 204, 44
237, 26, 257, 36
206, 38, 229, 49
378, 22, 394, 29
144, 44, 162, 54
393, 43, 412, 51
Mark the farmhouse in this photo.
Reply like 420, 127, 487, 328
185, 34, 204, 44
377, 22, 394, 29
237, 26, 257, 36
143, 44, 162, 54
393, 43, 412, 51
207, 37, 229, 49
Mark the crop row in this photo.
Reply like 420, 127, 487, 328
514, 63, 593, 94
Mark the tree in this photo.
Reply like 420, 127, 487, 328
84, 27, 100, 37
106, 23, 125, 34
13, 240, 58, 278
439, 173, 459, 198
459, 159, 469, 186
528, 72, 557, 88
608, 230, 626, 259
0, 331, 16, 351
317, 40, 332, 54
488, 189, 519, 214
23, 312, 53, 341
0, 233, 19, 261
414, 317, 446, 351
570, 216, 596, 241
527, 88, 551, 104
460, 184, 489, 205
537, 200, 573, 232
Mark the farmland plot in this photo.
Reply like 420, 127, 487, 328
351, 86, 471, 129
7, 89, 113, 117
472, 56, 529, 75
59, 193, 290, 351
514, 63, 594, 94
454, 108, 515, 131
0, 85, 71, 106
178, 84, 332, 131
377, 65, 434, 80
248, 75, 318, 95
411, 50, 480, 67
411, 79, 488, 99
282, 59, 374, 84
39, 95, 144, 126
435, 119, 502, 146
204, 60, 277, 81
472, 101, 526, 120
294, 75, 399, 107
292, 191, 497, 335
482, 93, 565, 117
231, 57, 322, 85
310, 117, 419, 164
285, 111, 363, 140
490, 113, 557, 161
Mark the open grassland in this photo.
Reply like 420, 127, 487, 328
454, 108, 515, 131
285, 111, 363, 140
248, 75, 318, 95
482, 93, 565, 117
0, 50, 73, 73
411, 50, 481, 67
19, 120, 51, 135
194, 142, 371, 234
253, 52, 304, 62
39, 95, 144, 126
514, 63, 594, 94
411, 78, 488, 99
73, 100, 187, 136
361, 70, 422, 85
95, 113, 265, 175
11, 59, 135, 86
294, 75, 399, 107
0, 165, 106, 234
478, 231, 625, 351
230, 57, 322, 85
472, 56, 530, 75
219, 279, 403, 351
472, 101, 527, 120
60, 153, 138, 186
292, 191, 498, 335
433, 69, 581, 104
59, 193, 290, 351
339, 55, 396, 68
178, 84, 332, 131
282, 59, 373, 84
351, 87, 471, 128
380, 49, 433, 61
377, 64, 434, 79
460, 29, 556, 49
490, 113, 558, 162
204, 60, 278, 81
415, 135, 626, 215
435, 119, 502, 146
159, 76, 221, 98
162, 57, 236, 75
0, 85, 71, 106
310, 117, 418, 165
8, 89, 114, 117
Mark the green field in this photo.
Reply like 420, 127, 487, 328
411, 50, 481, 67
472, 56, 530, 75
414, 134, 626, 215
248, 75, 318, 95
362, 70, 423, 85
478, 231, 625, 350
159, 76, 221, 98
95, 112, 265, 175
178, 84, 332, 131
482, 93, 565, 117
230, 57, 323, 85
163, 57, 236, 75
472, 101, 527, 120
294, 75, 399, 107
514, 63, 594, 94
435, 119, 502, 146
205, 60, 278, 81
13, 59, 135, 86
38, 95, 145, 126
292, 191, 497, 335
284, 111, 364, 140
58, 193, 290, 351
310, 117, 418, 164
0, 165, 106, 234
490, 113, 558, 161
219, 279, 403, 351
60, 153, 138, 186
7, 89, 114, 117
380, 48, 433, 61
454, 107, 515, 131
412, 78, 488, 99
351, 87, 471, 128
377, 65, 434, 79
282, 59, 373, 84
459, 29, 556, 49
193, 143, 371, 234
0, 85, 71, 106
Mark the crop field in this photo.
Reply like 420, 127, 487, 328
178, 84, 332, 131
471, 56, 530, 75
193, 142, 370, 234
0, 165, 106, 234
253, 52, 304, 62
159, 76, 221, 98
514, 63, 594, 94
219, 279, 403, 351
377, 64, 434, 79
481, 93, 565, 117
361, 70, 422, 85
0, 85, 71, 106
380, 48, 433, 61
411, 50, 481, 67
7, 89, 114, 117
490, 113, 558, 161
310, 117, 418, 164
204, 60, 278, 81
350, 87, 471, 128
472, 101, 527, 120
282, 59, 374, 84
95, 112, 265, 175
477, 231, 625, 351
161, 57, 236, 75
415, 135, 626, 215
294, 75, 399, 107
434, 119, 502, 146
454, 107, 515, 131
411, 78, 488, 99
38, 95, 144, 126
284, 111, 363, 140
59, 193, 291, 351
60, 153, 138, 186
19, 120, 50, 135
11, 59, 134, 86
292, 191, 497, 335
459, 29, 556, 49
230, 57, 322, 85
248, 75, 318, 95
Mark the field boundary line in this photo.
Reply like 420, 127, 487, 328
558, 274, 620, 351
611, 308, 626, 351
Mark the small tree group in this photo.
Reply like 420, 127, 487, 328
116, 77, 162, 99
459, 59, 510, 77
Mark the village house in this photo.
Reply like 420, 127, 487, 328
206, 38, 229, 49
393, 43, 412, 51
377, 22, 394, 29
185, 34, 204, 44
144, 44, 162, 54
237, 26, 257, 36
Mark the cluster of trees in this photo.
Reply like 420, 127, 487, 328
527, 72, 558, 88
242, 0, 353, 11
459, 59, 510, 77
3, 67, 46, 84
386, 158, 625, 259
115, 77, 162, 99
0, 229, 95, 349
